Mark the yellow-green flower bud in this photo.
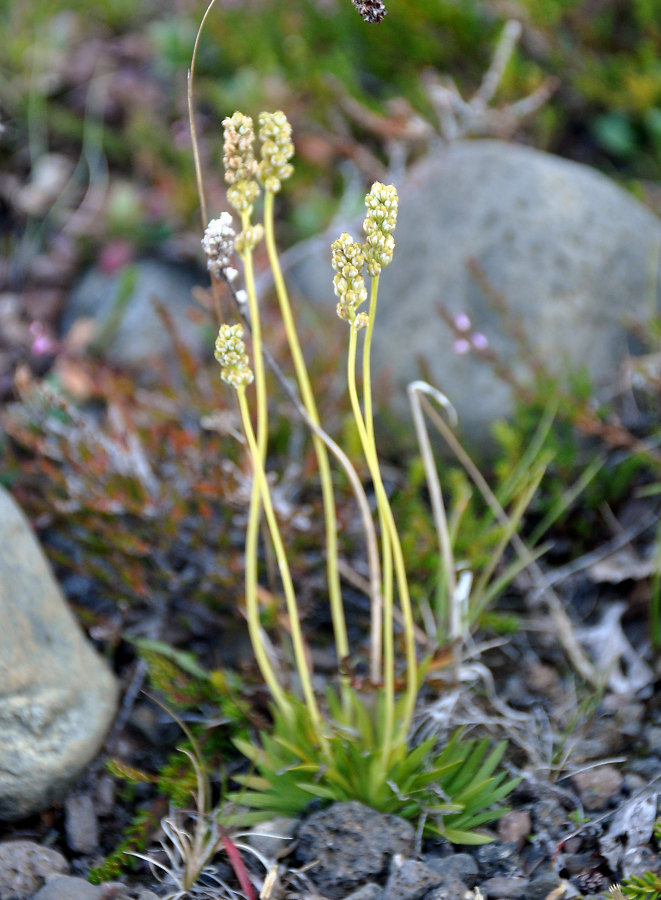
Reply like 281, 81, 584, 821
215, 323, 254, 389
258, 111, 295, 194
223, 112, 260, 214
234, 223, 264, 255
363, 182, 398, 277
331, 233, 367, 323
227, 180, 260, 214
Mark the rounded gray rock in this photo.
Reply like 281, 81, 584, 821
0, 841, 68, 900
32, 876, 101, 900
0, 487, 118, 820
296, 801, 415, 900
292, 141, 661, 446
62, 258, 205, 369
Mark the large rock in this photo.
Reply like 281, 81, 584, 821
290, 141, 661, 447
0, 487, 118, 820
62, 258, 205, 368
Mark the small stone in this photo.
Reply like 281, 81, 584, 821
526, 871, 562, 900
33, 876, 102, 900
571, 766, 623, 811
343, 885, 383, 900
425, 878, 471, 900
497, 810, 531, 848
383, 858, 441, 900
475, 842, 520, 878
426, 852, 479, 886
524, 663, 561, 698
531, 799, 568, 839
621, 846, 661, 879
0, 841, 68, 900
246, 817, 298, 859
480, 875, 529, 898
94, 776, 115, 817
65, 793, 99, 854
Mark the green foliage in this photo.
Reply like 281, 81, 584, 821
88, 806, 161, 884
616, 871, 661, 900
229, 688, 518, 843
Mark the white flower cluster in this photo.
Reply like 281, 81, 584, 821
202, 213, 238, 281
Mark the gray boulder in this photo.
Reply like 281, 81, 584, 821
62, 258, 205, 368
290, 141, 661, 446
0, 486, 118, 820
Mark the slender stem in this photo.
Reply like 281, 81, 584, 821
240, 212, 268, 462
240, 394, 290, 717
407, 382, 458, 641
348, 327, 393, 756
347, 325, 418, 745
263, 192, 350, 695
362, 275, 380, 450
188, 0, 221, 231
237, 387, 326, 743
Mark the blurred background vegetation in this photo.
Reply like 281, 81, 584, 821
2, 0, 661, 261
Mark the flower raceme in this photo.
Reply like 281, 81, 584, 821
214, 323, 254, 389
363, 181, 398, 277
257, 111, 294, 194
331, 182, 399, 326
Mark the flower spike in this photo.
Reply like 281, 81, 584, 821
214, 323, 254, 388
202, 212, 236, 279
222, 112, 260, 214
363, 182, 398, 277
258, 111, 295, 194
331, 233, 367, 323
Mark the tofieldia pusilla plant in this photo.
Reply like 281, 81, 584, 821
189, 0, 517, 845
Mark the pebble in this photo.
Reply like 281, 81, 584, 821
0, 841, 68, 900
531, 798, 569, 839
496, 810, 531, 848
474, 842, 521, 878
246, 816, 298, 859
479, 874, 529, 898
382, 858, 441, 900
65, 793, 99, 854
426, 852, 479, 885
32, 876, 101, 900
343, 885, 383, 900
424, 878, 471, 900
621, 845, 661, 879
526, 871, 563, 900
571, 765, 623, 811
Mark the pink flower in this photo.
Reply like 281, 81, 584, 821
471, 332, 489, 350
453, 338, 471, 355
453, 312, 471, 332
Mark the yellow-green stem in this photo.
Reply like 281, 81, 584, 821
237, 386, 327, 746
347, 326, 393, 754
362, 275, 380, 451
263, 192, 349, 696
240, 211, 267, 463
241, 397, 290, 718
348, 324, 418, 748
